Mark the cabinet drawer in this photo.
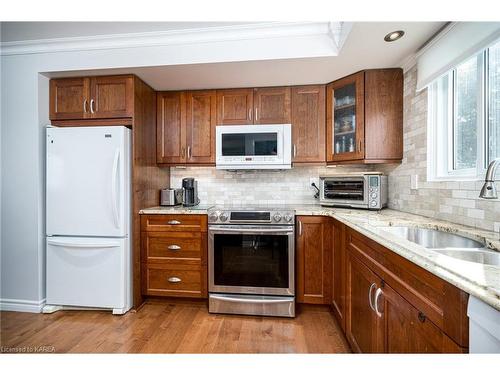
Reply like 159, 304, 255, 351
141, 214, 207, 232
144, 262, 206, 298
142, 231, 205, 261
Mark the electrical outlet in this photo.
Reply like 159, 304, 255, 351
411, 175, 419, 190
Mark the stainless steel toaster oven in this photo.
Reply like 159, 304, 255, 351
319, 173, 387, 210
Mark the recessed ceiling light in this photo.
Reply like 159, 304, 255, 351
384, 30, 405, 42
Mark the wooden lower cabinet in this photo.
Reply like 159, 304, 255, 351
345, 251, 385, 353
383, 282, 463, 353
141, 214, 208, 299
344, 227, 469, 353
296, 216, 332, 304
331, 219, 346, 331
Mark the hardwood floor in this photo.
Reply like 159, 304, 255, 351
0, 300, 350, 353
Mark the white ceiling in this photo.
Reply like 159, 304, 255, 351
2, 21, 445, 90
0, 22, 250, 42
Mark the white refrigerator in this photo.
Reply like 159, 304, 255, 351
45, 126, 132, 314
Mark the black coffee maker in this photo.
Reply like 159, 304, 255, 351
182, 178, 200, 207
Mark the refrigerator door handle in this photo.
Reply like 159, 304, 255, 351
47, 240, 121, 248
111, 148, 120, 229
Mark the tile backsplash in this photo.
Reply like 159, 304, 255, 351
170, 165, 372, 206
380, 66, 500, 232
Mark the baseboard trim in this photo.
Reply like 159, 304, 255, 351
0, 298, 46, 313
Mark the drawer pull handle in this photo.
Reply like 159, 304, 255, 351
167, 220, 181, 225
167, 245, 181, 251
418, 311, 426, 323
168, 277, 182, 283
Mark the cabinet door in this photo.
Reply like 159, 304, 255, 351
331, 219, 346, 331
157, 92, 187, 164
327, 71, 365, 162
254, 87, 291, 124
383, 283, 463, 353
216, 89, 254, 125
291, 86, 326, 163
49, 78, 90, 120
90, 76, 134, 119
296, 216, 332, 304
185, 90, 217, 164
345, 252, 384, 353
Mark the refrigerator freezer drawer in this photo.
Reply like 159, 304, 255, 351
46, 237, 129, 310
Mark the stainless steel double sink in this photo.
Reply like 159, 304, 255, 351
381, 226, 499, 266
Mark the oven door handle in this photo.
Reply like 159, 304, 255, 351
209, 226, 293, 234
210, 295, 293, 304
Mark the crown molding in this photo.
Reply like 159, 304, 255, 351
0, 22, 351, 57
399, 53, 417, 73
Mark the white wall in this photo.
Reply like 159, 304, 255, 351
0, 29, 344, 312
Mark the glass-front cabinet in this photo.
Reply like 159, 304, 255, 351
327, 71, 365, 162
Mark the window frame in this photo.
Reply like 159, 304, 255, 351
427, 47, 494, 182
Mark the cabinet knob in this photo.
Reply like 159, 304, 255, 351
167, 220, 181, 225
83, 99, 88, 113
168, 277, 182, 283
418, 311, 426, 323
167, 245, 181, 251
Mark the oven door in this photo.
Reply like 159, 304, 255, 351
208, 225, 294, 296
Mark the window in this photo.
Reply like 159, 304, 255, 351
428, 39, 500, 181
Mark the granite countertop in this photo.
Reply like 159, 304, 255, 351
139, 205, 213, 214
140, 204, 500, 310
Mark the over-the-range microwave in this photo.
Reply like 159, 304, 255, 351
215, 124, 292, 170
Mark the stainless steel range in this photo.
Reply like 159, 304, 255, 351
208, 206, 295, 317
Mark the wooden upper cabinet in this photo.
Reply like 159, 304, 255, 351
50, 78, 90, 120
90, 76, 134, 119
326, 68, 403, 164
345, 251, 385, 353
216, 89, 254, 125
296, 216, 332, 305
364, 69, 403, 161
291, 85, 326, 163
254, 87, 291, 124
49, 75, 134, 121
185, 90, 217, 164
157, 92, 186, 164
327, 71, 365, 162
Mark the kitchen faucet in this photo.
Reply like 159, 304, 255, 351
479, 158, 500, 199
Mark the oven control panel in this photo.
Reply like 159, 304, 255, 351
208, 208, 295, 224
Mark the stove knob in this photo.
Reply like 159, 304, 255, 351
273, 213, 282, 222
208, 211, 219, 222
284, 214, 293, 223
370, 193, 378, 199
219, 212, 229, 222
